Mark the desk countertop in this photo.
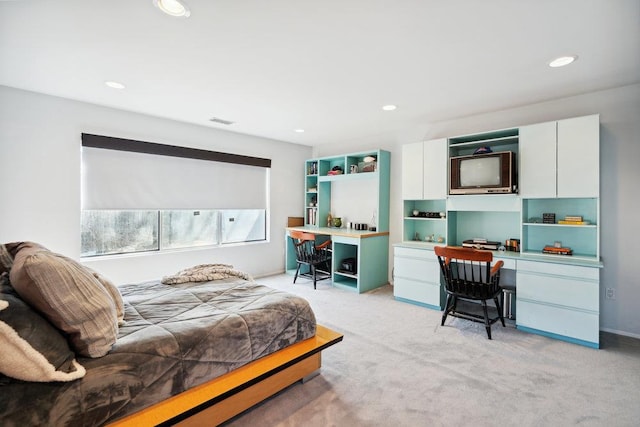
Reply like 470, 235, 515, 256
393, 241, 603, 268
286, 226, 389, 239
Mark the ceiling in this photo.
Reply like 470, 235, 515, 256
1, 0, 638, 147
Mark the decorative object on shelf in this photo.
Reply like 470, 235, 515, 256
473, 146, 493, 155
332, 217, 342, 228
505, 238, 520, 252
327, 212, 333, 227
437, 236, 445, 243
327, 166, 343, 176
439, 212, 446, 218
543, 213, 556, 224
368, 210, 377, 232
414, 232, 420, 241
412, 209, 419, 216
554, 241, 562, 248
528, 217, 542, 223
359, 155, 377, 173
350, 164, 358, 174
425, 234, 433, 242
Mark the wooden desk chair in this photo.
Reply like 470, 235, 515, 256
290, 230, 332, 289
434, 246, 505, 339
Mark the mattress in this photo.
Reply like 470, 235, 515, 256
0, 276, 316, 427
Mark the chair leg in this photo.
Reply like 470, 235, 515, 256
311, 265, 317, 289
441, 294, 453, 326
481, 300, 492, 340
494, 296, 506, 327
293, 263, 301, 283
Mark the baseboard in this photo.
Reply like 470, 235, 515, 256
600, 328, 640, 340
254, 270, 288, 279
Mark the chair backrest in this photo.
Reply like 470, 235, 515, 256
290, 231, 331, 264
290, 230, 316, 241
434, 246, 503, 299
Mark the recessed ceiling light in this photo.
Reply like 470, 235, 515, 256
104, 81, 125, 89
382, 104, 397, 111
549, 55, 578, 68
294, 129, 305, 133
153, 0, 191, 17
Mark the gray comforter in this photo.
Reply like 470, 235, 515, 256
0, 277, 316, 426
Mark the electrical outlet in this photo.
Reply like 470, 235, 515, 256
605, 288, 615, 300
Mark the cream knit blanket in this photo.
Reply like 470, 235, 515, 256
161, 263, 252, 285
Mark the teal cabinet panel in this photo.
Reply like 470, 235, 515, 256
306, 150, 390, 232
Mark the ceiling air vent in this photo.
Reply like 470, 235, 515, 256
209, 117, 235, 125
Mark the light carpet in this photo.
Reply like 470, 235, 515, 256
224, 274, 640, 427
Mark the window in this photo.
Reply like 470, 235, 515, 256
81, 210, 158, 256
81, 209, 266, 257
161, 210, 219, 249
221, 209, 267, 244
80, 134, 271, 258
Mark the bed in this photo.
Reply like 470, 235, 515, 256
0, 243, 342, 427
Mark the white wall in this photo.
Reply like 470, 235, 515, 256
314, 83, 640, 338
0, 85, 311, 284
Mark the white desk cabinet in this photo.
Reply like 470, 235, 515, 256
516, 260, 600, 348
393, 245, 442, 310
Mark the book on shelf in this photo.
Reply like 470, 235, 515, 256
564, 215, 583, 222
558, 220, 590, 225
542, 245, 573, 255
306, 207, 317, 225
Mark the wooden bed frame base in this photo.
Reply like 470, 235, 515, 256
108, 325, 343, 427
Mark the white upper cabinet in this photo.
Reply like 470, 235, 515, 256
519, 121, 557, 198
402, 142, 424, 200
519, 115, 599, 198
422, 138, 447, 200
557, 115, 599, 198
402, 138, 447, 200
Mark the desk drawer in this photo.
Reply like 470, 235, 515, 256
517, 260, 599, 280
494, 256, 516, 270
517, 300, 599, 344
394, 277, 441, 307
517, 269, 599, 311
394, 254, 439, 283
394, 246, 432, 260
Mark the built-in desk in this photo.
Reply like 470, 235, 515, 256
286, 226, 389, 293
393, 242, 603, 348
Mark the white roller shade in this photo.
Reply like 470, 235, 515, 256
81, 145, 268, 210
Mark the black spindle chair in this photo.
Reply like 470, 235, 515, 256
434, 246, 505, 339
290, 230, 332, 289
